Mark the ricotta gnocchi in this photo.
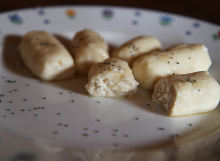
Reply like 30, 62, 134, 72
152, 71, 220, 117
85, 58, 139, 97
18, 30, 75, 81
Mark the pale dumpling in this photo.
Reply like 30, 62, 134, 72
70, 29, 109, 75
132, 44, 212, 91
152, 71, 220, 117
18, 30, 75, 81
85, 58, 139, 98
111, 36, 161, 67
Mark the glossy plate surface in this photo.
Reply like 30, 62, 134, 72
0, 6, 220, 161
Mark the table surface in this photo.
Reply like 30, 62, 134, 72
0, 0, 220, 26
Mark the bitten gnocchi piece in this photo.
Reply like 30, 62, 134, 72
18, 30, 75, 81
152, 71, 220, 117
70, 29, 109, 75
132, 44, 212, 91
111, 36, 161, 67
85, 58, 139, 98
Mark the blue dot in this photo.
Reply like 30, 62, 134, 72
193, 22, 200, 28
38, 9, 45, 15
44, 19, 49, 24
134, 11, 141, 17
185, 31, 191, 35
132, 20, 138, 25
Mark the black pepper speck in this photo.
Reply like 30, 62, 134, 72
113, 143, 118, 147
54, 131, 58, 134
82, 133, 88, 137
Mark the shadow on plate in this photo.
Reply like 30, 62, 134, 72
209, 60, 220, 84
108, 43, 117, 56
125, 89, 168, 116
2, 34, 33, 78
54, 34, 72, 52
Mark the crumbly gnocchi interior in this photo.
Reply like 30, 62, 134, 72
85, 58, 139, 98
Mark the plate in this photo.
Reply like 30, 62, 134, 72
0, 6, 220, 161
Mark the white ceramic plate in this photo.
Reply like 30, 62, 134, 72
0, 6, 220, 161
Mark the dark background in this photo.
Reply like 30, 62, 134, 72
1, 0, 220, 25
